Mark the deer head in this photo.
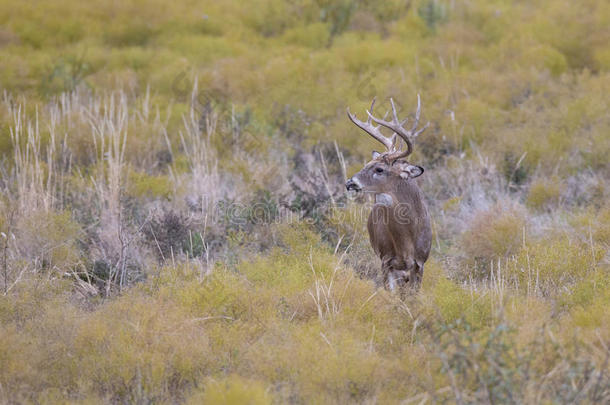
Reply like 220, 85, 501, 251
345, 96, 429, 194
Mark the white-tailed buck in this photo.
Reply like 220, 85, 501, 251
345, 96, 431, 290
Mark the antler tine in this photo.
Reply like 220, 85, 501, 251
390, 98, 410, 132
414, 121, 430, 138
348, 96, 428, 160
390, 98, 399, 124
366, 98, 376, 124
365, 94, 429, 161
367, 101, 413, 159
347, 99, 395, 151
410, 94, 422, 133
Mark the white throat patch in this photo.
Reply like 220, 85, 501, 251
375, 193, 394, 207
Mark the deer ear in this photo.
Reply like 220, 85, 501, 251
372, 151, 381, 159
400, 165, 424, 179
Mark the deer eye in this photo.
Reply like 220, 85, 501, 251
374, 167, 384, 173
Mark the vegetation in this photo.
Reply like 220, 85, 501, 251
0, 0, 608, 403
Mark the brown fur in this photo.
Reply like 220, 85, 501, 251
347, 156, 431, 289
345, 96, 432, 290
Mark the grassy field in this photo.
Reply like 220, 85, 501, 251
0, 0, 609, 403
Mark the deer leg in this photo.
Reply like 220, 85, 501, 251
386, 257, 409, 292
395, 258, 420, 290
387, 271, 398, 291
380, 256, 393, 290
393, 270, 409, 287
409, 262, 424, 288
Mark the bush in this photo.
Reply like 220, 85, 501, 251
16, 210, 81, 271
417, 0, 448, 32
526, 177, 563, 211
126, 170, 172, 200
429, 275, 492, 328
510, 237, 605, 294
188, 376, 271, 405
461, 203, 526, 264
143, 211, 193, 261
104, 20, 157, 47
281, 23, 330, 48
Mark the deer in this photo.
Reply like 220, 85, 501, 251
345, 96, 432, 291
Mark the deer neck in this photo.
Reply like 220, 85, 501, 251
374, 192, 394, 207
374, 179, 424, 208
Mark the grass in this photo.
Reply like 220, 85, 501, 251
0, 0, 609, 403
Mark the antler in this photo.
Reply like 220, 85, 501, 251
347, 98, 397, 152
367, 95, 429, 161
347, 95, 429, 161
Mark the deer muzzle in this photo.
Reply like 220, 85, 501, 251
346, 177, 362, 192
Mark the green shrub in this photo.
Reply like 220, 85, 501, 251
526, 177, 563, 211
562, 270, 609, 310
0, 121, 11, 158
39, 292, 205, 402
434, 321, 523, 403
126, 170, 172, 199
281, 23, 330, 48
461, 203, 526, 264
430, 275, 492, 328
104, 20, 157, 47
511, 237, 605, 294
40, 54, 92, 95
417, 0, 448, 32
188, 376, 271, 405
16, 210, 81, 271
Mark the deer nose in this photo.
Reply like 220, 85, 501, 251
346, 178, 361, 191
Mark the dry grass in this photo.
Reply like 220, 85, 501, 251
0, 0, 609, 403
0, 86, 608, 403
